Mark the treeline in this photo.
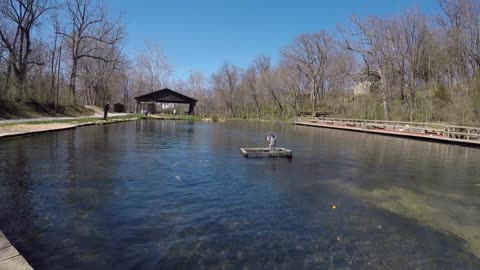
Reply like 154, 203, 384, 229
172, 0, 480, 124
0, 0, 123, 107
1, 0, 480, 124
0, 0, 179, 112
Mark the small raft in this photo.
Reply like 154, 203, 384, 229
240, 147, 293, 158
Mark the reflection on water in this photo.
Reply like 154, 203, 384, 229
0, 120, 480, 269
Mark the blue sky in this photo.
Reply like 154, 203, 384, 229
108, 0, 441, 81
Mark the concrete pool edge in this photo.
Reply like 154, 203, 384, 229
0, 117, 138, 140
0, 230, 33, 270
296, 121, 480, 148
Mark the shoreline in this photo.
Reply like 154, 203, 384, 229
296, 119, 480, 148
0, 116, 139, 140
6, 114, 480, 148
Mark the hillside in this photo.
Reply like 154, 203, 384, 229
0, 100, 95, 119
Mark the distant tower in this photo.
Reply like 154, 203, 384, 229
353, 70, 381, 96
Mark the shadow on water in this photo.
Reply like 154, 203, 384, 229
0, 120, 479, 269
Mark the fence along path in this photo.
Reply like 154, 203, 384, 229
295, 117, 480, 146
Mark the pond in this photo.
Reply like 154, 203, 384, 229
1, 120, 480, 269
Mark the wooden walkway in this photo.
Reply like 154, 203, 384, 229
295, 117, 480, 147
0, 231, 33, 270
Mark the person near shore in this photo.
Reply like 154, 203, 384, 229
104, 102, 110, 120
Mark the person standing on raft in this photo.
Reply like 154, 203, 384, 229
104, 102, 110, 120
265, 132, 277, 151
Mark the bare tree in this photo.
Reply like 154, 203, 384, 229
282, 31, 333, 116
135, 40, 172, 92
254, 55, 284, 118
397, 10, 431, 120
0, 40, 8, 97
80, 44, 124, 105
49, 18, 62, 105
54, 40, 62, 109
438, 0, 480, 82
326, 49, 356, 96
0, 0, 52, 100
277, 60, 309, 117
185, 71, 211, 115
186, 71, 206, 94
340, 16, 392, 119
211, 63, 240, 118
244, 66, 261, 120
119, 71, 131, 110
57, 0, 123, 104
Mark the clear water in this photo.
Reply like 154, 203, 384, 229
1, 120, 480, 269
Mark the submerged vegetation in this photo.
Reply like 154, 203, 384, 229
332, 181, 480, 258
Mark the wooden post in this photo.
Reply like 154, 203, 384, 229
188, 102, 195, 115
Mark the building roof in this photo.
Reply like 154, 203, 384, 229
354, 70, 381, 82
134, 88, 197, 103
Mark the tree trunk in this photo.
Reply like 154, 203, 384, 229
2, 64, 12, 99
378, 69, 390, 120
70, 59, 78, 104
266, 84, 283, 119
400, 75, 407, 120
311, 80, 316, 116
55, 46, 62, 111
292, 93, 300, 117
50, 34, 58, 104
228, 102, 236, 118
252, 95, 260, 120
321, 80, 325, 99
15, 72, 27, 101
248, 81, 261, 120
409, 87, 417, 121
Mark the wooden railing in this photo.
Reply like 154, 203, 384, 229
295, 117, 480, 141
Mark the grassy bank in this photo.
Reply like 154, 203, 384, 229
0, 100, 95, 119
224, 117, 294, 123
146, 114, 207, 121
146, 114, 292, 123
